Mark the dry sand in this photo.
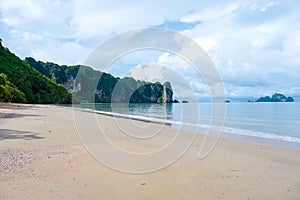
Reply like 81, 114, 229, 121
0, 103, 299, 199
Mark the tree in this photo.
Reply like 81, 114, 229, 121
0, 73, 26, 102
0, 45, 72, 103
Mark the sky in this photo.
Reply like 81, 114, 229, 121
0, 0, 300, 101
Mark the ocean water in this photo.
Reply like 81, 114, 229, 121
72, 102, 300, 148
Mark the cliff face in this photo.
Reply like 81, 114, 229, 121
129, 81, 164, 103
162, 82, 173, 103
255, 93, 294, 102
26, 57, 174, 103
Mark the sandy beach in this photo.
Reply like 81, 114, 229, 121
0, 103, 299, 199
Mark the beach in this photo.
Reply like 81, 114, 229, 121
0, 103, 300, 199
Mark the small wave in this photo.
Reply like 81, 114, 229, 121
171, 121, 300, 144
221, 126, 300, 144
70, 106, 300, 144
169, 121, 300, 144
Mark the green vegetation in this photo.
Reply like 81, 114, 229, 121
0, 73, 26, 102
0, 39, 174, 104
26, 58, 174, 103
0, 42, 71, 103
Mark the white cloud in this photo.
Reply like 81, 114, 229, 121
157, 52, 191, 71
128, 64, 165, 82
194, 38, 217, 52
31, 42, 90, 65
129, 64, 197, 100
0, 0, 198, 63
181, 2, 240, 22
180, 0, 300, 99
7, 29, 89, 64
0, 0, 299, 99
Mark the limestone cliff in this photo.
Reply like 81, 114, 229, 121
162, 82, 173, 103
26, 57, 175, 103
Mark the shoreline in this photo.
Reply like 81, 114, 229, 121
1, 103, 300, 199
222, 131, 300, 150
63, 104, 300, 150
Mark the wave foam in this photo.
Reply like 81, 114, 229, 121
71, 106, 300, 144
221, 126, 300, 144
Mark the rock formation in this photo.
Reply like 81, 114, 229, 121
162, 82, 173, 103
255, 93, 294, 102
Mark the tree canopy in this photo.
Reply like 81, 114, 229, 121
0, 43, 72, 103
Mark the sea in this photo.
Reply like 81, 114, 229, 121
70, 102, 300, 149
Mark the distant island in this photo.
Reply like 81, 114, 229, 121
255, 93, 294, 102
